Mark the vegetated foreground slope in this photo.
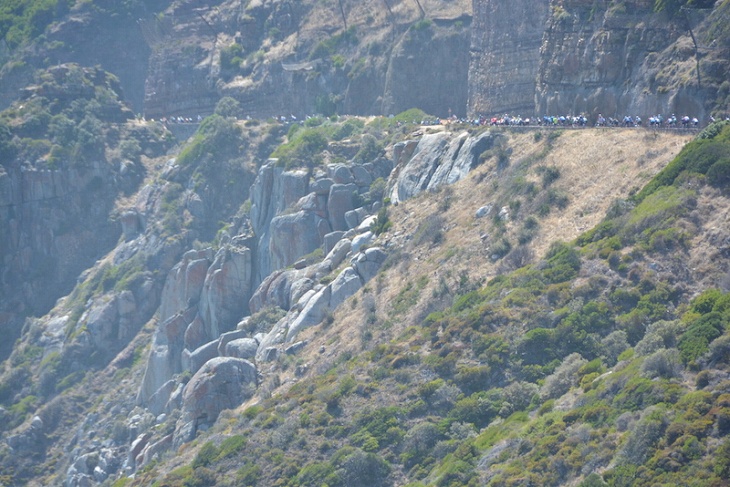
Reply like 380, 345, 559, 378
0, 90, 729, 486
115, 125, 728, 486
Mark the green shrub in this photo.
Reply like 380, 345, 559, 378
293, 460, 335, 486
192, 441, 220, 469
214, 96, 241, 118
519, 328, 556, 365
538, 165, 561, 188
542, 242, 581, 284
634, 124, 730, 202
354, 406, 402, 448
640, 348, 682, 378
690, 288, 724, 314
413, 214, 444, 246
490, 237, 512, 260
579, 472, 608, 486
540, 353, 587, 399
678, 312, 725, 364
331, 118, 364, 140
448, 391, 502, 428
370, 206, 393, 235
709, 334, 730, 363
707, 157, 730, 187
401, 422, 442, 467
220, 43, 244, 73
411, 18, 433, 31
236, 461, 261, 485
716, 437, 730, 478
271, 126, 328, 168
309, 26, 357, 60
353, 133, 383, 164
332, 448, 391, 487
178, 115, 242, 166
217, 434, 247, 460
454, 365, 493, 395
617, 408, 668, 465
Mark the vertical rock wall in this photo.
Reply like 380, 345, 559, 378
468, 0, 716, 119
535, 0, 693, 118
0, 163, 122, 360
467, 0, 550, 118
382, 21, 472, 118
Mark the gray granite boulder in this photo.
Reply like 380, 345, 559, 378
175, 357, 257, 446
327, 183, 357, 231
225, 338, 259, 360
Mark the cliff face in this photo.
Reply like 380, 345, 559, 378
536, 0, 690, 118
141, 0, 473, 119
0, 65, 166, 361
0, 155, 121, 356
468, 0, 550, 117
469, 0, 730, 119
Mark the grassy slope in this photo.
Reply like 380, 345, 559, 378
123, 124, 730, 487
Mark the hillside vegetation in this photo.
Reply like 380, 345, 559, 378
119, 123, 730, 487
1, 1, 730, 485
4, 118, 721, 487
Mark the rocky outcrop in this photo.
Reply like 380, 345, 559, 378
80, 286, 159, 359
138, 243, 254, 404
255, 244, 388, 361
250, 158, 392, 283
250, 162, 310, 282
174, 357, 257, 446
269, 210, 327, 272
389, 130, 501, 203
196, 246, 253, 346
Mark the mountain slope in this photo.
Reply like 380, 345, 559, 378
5, 106, 728, 486
1, 1, 730, 486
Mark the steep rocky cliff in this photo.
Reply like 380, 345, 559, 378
467, 0, 550, 116
0, 64, 170, 361
536, 0, 692, 118
2, 0, 727, 124
141, 0, 472, 119
469, 0, 730, 119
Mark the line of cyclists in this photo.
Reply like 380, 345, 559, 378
474, 113, 715, 129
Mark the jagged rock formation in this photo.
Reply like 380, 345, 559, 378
130, 122, 500, 467
250, 157, 392, 282
138, 244, 254, 404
